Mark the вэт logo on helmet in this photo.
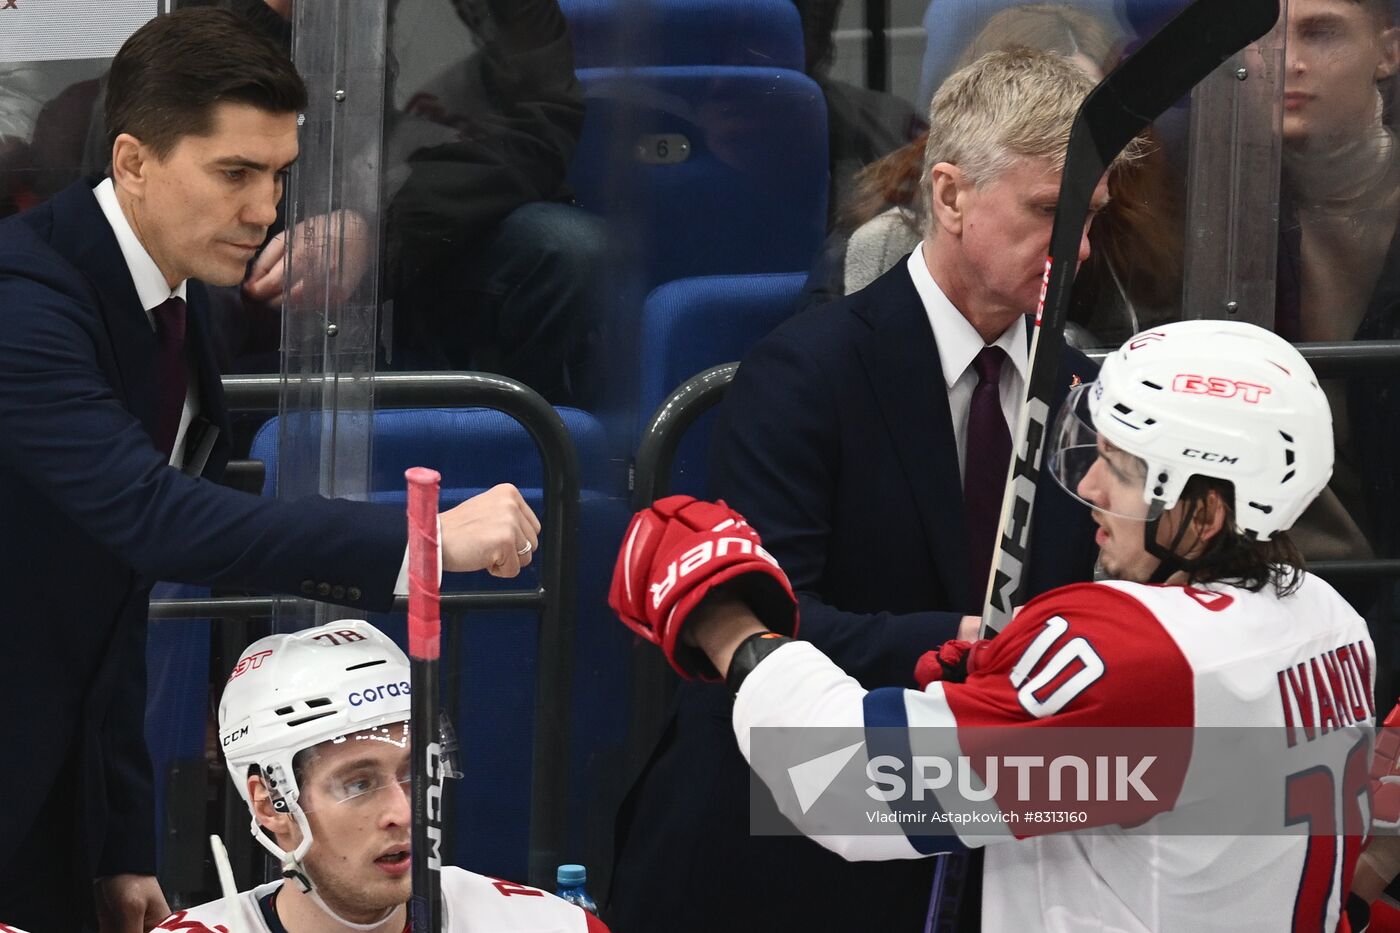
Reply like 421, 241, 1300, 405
1171, 374, 1272, 404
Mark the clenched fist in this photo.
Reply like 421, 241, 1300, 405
441, 484, 540, 577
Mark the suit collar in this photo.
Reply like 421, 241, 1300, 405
92, 177, 187, 314
46, 180, 230, 472
851, 264, 976, 606
47, 180, 149, 333
49, 181, 160, 423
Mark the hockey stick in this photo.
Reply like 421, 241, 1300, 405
978, 0, 1280, 639
208, 834, 238, 907
406, 467, 445, 933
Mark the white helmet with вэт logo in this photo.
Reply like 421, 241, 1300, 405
1049, 320, 1333, 541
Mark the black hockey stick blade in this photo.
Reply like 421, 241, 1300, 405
979, 0, 1280, 638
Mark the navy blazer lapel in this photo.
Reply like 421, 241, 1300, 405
851, 264, 974, 606
47, 181, 163, 437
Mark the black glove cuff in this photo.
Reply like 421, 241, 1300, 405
726, 633, 794, 696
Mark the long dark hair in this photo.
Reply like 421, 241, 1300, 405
1175, 475, 1307, 597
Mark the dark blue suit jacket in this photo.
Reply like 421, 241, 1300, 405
0, 180, 407, 925
608, 262, 1099, 932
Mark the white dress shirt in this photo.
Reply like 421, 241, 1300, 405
94, 178, 197, 469
905, 244, 1028, 482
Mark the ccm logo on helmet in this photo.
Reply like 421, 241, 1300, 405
349, 680, 411, 707
1172, 374, 1272, 404
228, 649, 273, 681
222, 725, 248, 747
1183, 448, 1239, 465
650, 537, 779, 609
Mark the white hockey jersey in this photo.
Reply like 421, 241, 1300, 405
154, 866, 608, 933
734, 575, 1374, 932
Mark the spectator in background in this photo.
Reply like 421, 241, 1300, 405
791, 0, 927, 223
380, 0, 605, 405
917, 0, 1121, 107
225, 0, 605, 402
1277, 0, 1400, 703
0, 61, 113, 216
801, 3, 1183, 347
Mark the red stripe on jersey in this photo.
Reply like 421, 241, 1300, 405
1286, 737, 1370, 931
948, 582, 1196, 729
585, 909, 613, 932
1291, 831, 1337, 933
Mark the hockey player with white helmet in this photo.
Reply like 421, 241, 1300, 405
156, 620, 607, 933
609, 319, 1375, 932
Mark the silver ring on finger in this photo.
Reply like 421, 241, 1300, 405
517, 541, 532, 556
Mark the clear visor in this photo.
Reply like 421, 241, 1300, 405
295, 715, 463, 813
297, 721, 411, 813
1049, 383, 1165, 524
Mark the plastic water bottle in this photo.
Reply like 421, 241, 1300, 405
555, 863, 598, 914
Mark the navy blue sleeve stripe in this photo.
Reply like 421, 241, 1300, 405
863, 688, 966, 856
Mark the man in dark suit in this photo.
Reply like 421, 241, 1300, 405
609, 49, 1121, 931
0, 11, 540, 932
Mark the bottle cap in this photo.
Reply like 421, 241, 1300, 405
556, 863, 587, 886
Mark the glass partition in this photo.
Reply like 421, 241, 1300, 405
273, 0, 389, 627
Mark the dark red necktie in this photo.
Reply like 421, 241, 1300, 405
152, 296, 188, 459
963, 345, 1011, 602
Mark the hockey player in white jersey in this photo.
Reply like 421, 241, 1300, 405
609, 320, 1374, 932
155, 619, 607, 933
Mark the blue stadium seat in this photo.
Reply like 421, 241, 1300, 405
636, 272, 807, 497
560, 0, 804, 69
248, 407, 631, 883
569, 66, 828, 288
251, 407, 619, 503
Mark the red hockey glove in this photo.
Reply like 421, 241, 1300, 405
1372, 701, 1400, 832
609, 496, 798, 681
914, 639, 989, 689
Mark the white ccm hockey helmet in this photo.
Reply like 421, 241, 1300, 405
1049, 320, 1333, 540
219, 620, 411, 883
